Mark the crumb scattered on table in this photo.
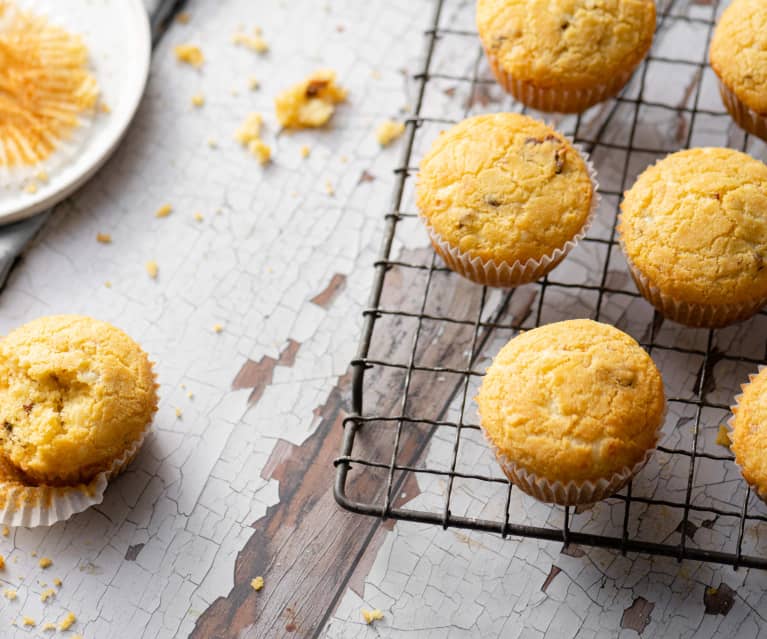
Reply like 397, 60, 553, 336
325, 180, 335, 196
1, 526, 8, 537
361, 609, 384, 624
104, 281, 112, 288
376, 120, 406, 147
191, 94, 205, 107
174, 44, 204, 67
36, 170, 48, 183
235, 113, 263, 144
41, 622, 56, 631
213, 323, 224, 334
4, 589, 17, 600
175, 11, 191, 24
187, 391, 194, 399
300, 145, 311, 159
248, 76, 260, 91
145, 261, 159, 279
175, 407, 183, 419
22, 617, 35, 627
24, 181, 37, 194
232, 29, 268, 53
0, 555, 4, 570
155, 203, 173, 218
193, 212, 204, 222
249, 139, 271, 164
716, 424, 731, 448
58, 611, 76, 631
275, 69, 347, 129
53, 578, 62, 587
207, 138, 218, 149
38, 557, 52, 569
250, 576, 264, 591
96, 233, 112, 244
40, 588, 55, 603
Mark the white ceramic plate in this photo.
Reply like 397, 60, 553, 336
0, 0, 151, 225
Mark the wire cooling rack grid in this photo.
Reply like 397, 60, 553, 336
334, 0, 767, 570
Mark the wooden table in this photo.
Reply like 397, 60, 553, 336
1, 1, 767, 637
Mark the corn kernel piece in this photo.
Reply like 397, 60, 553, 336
376, 120, 406, 147
174, 44, 204, 67
38, 557, 52, 569
250, 576, 264, 591
145, 261, 159, 279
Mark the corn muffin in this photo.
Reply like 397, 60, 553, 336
710, 0, 767, 143
0, 315, 157, 485
618, 148, 767, 328
476, 0, 656, 113
416, 113, 596, 287
731, 367, 767, 501
476, 319, 665, 505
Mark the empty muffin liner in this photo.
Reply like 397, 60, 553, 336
718, 79, 767, 144
620, 242, 767, 328
425, 144, 599, 288
483, 46, 636, 113
484, 402, 666, 507
727, 366, 767, 504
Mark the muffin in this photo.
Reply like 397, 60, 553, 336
618, 148, 767, 328
416, 113, 597, 287
731, 367, 767, 501
0, 315, 158, 485
710, 0, 767, 143
476, 0, 656, 113
476, 319, 665, 505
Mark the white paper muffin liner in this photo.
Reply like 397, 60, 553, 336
483, 47, 636, 113
718, 79, 767, 144
485, 402, 666, 506
620, 242, 767, 328
727, 365, 767, 504
425, 143, 599, 288
0, 422, 151, 528
0, 0, 100, 190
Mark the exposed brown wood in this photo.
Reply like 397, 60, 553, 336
192, 247, 521, 638
541, 565, 561, 593
621, 596, 655, 634
232, 339, 301, 405
310, 273, 347, 309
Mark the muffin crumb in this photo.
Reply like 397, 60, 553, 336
250, 576, 264, 591
175, 407, 183, 419
275, 69, 347, 129
145, 261, 159, 279
174, 44, 204, 67
58, 611, 76, 631
232, 29, 268, 53
300, 145, 311, 159
38, 557, 52, 569
176, 11, 191, 24
248, 76, 260, 91
213, 323, 224, 334
361, 609, 384, 624
193, 212, 204, 222
155, 204, 173, 218
376, 120, 405, 147
191, 94, 205, 108
22, 617, 35, 627
40, 588, 55, 602
4, 589, 17, 600
53, 578, 62, 587
96, 233, 112, 244
1, 526, 8, 537
716, 425, 731, 448
42, 622, 56, 631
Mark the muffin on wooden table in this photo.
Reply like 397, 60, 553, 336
0, 315, 158, 487
710, 0, 767, 143
476, 0, 656, 113
476, 319, 665, 506
618, 148, 767, 328
416, 113, 597, 287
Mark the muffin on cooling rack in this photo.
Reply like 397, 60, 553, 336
0, 315, 158, 486
476, 0, 656, 113
618, 148, 767, 328
730, 367, 767, 501
416, 113, 597, 287
710, 0, 767, 143
476, 319, 665, 506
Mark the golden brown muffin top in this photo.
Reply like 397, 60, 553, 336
0, 315, 158, 485
710, 0, 767, 116
732, 368, 767, 500
416, 113, 594, 265
477, 0, 656, 90
619, 148, 767, 306
476, 319, 665, 483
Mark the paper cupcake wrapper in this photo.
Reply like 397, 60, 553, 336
425, 143, 599, 288
483, 46, 636, 113
0, 0, 100, 190
728, 365, 767, 504
0, 423, 151, 528
620, 242, 767, 328
718, 79, 767, 144
485, 400, 665, 506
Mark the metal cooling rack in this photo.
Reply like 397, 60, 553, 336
334, 0, 767, 570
